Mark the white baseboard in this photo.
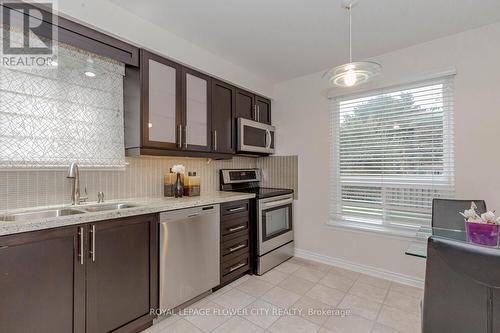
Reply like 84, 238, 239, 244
294, 248, 424, 289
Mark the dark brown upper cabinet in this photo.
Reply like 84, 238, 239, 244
235, 89, 272, 125
0, 215, 158, 333
142, 50, 182, 151
211, 80, 236, 154
2, 3, 138, 66
125, 51, 231, 159
235, 89, 256, 121
182, 68, 212, 152
125, 49, 272, 158
125, 50, 185, 154
255, 96, 272, 125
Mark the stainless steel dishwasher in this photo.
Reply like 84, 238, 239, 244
159, 204, 220, 311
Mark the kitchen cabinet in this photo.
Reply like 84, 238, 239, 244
2, 3, 138, 66
218, 199, 252, 286
125, 51, 232, 159
125, 49, 273, 158
0, 214, 158, 333
182, 67, 212, 152
0, 227, 85, 333
125, 50, 182, 151
86, 215, 158, 333
235, 89, 256, 121
211, 80, 236, 154
255, 96, 272, 125
235, 89, 272, 125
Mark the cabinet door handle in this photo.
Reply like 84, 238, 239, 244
184, 126, 188, 149
229, 262, 246, 272
257, 105, 260, 122
177, 125, 182, 148
228, 243, 246, 253
213, 130, 217, 151
253, 104, 257, 120
228, 206, 245, 212
228, 225, 246, 232
78, 226, 84, 265
89, 225, 96, 262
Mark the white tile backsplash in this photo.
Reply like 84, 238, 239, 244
0, 155, 298, 211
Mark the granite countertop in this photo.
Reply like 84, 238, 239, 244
0, 191, 255, 236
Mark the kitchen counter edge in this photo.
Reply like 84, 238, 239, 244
0, 192, 255, 236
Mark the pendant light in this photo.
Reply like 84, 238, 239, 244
323, 0, 381, 88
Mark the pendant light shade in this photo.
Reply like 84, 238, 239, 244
326, 61, 382, 87
324, 1, 382, 88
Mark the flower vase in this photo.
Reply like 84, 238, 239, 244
174, 173, 184, 198
466, 221, 499, 247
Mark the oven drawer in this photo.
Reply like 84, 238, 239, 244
221, 235, 249, 261
221, 216, 249, 238
221, 254, 250, 284
221, 200, 249, 218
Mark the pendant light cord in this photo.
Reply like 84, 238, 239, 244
348, 4, 352, 63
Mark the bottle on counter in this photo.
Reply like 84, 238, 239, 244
163, 168, 176, 197
184, 172, 201, 197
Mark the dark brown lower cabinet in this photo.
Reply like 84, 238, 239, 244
0, 214, 158, 333
218, 200, 252, 286
0, 226, 85, 333
86, 215, 158, 333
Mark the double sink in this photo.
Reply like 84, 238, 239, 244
0, 203, 139, 222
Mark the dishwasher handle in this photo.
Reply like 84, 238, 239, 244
160, 205, 219, 222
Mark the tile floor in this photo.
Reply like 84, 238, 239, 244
144, 257, 423, 333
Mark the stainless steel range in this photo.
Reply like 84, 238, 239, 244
220, 168, 294, 275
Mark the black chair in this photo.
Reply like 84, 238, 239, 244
423, 237, 500, 333
432, 199, 487, 230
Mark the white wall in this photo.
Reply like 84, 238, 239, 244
272, 22, 500, 282
52, 0, 273, 97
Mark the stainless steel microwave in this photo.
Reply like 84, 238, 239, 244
237, 118, 275, 154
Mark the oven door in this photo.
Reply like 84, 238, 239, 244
258, 194, 293, 255
237, 118, 275, 154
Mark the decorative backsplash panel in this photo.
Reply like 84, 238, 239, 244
258, 155, 299, 199
0, 155, 298, 211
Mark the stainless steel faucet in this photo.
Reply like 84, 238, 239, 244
67, 162, 88, 205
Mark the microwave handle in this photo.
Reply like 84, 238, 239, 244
265, 129, 272, 149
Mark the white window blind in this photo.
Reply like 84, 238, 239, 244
330, 75, 455, 231
0, 27, 126, 169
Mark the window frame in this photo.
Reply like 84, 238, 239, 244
328, 75, 455, 237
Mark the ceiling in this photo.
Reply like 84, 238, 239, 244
109, 0, 500, 83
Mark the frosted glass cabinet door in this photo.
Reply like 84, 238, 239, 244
183, 68, 211, 151
143, 52, 181, 149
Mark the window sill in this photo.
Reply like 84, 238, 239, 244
326, 219, 422, 240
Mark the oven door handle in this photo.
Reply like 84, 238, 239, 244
261, 198, 293, 209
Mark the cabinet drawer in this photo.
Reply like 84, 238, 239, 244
221, 235, 249, 261
221, 254, 250, 283
221, 200, 249, 218
221, 216, 249, 238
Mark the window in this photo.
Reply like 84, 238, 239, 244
0, 29, 126, 169
330, 75, 455, 233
